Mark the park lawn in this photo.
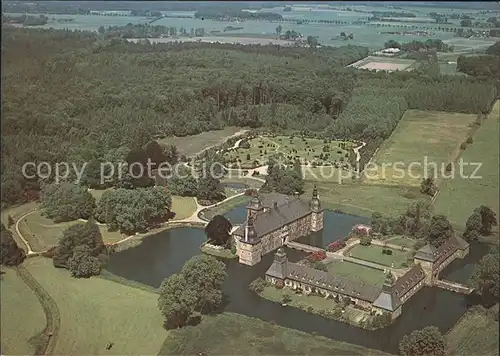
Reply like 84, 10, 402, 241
170, 195, 197, 220
348, 245, 411, 268
225, 135, 352, 168
24, 257, 167, 355
159, 126, 246, 157
159, 312, 389, 355
433, 101, 499, 228
302, 166, 353, 183
307, 182, 428, 218
386, 235, 416, 247
446, 307, 499, 356
365, 109, 476, 187
326, 261, 386, 287
222, 177, 264, 189
0, 268, 46, 356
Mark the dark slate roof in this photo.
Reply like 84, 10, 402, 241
279, 262, 381, 302
414, 244, 438, 262
415, 235, 469, 264
266, 248, 287, 279
259, 193, 291, 209
373, 265, 425, 311
234, 195, 311, 238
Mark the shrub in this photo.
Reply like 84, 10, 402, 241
249, 277, 268, 293
382, 249, 393, 255
230, 244, 237, 255
307, 250, 327, 262
281, 293, 292, 304
360, 235, 372, 246
466, 136, 473, 144
327, 240, 346, 252
445, 163, 452, 172
460, 142, 467, 150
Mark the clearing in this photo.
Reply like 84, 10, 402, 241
24, 257, 167, 355
365, 110, 476, 187
433, 101, 499, 228
347, 56, 417, 72
347, 245, 412, 268
446, 306, 499, 356
224, 135, 352, 169
159, 312, 389, 355
0, 268, 46, 355
159, 127, 246, 157
170, 196, 197, 220
326, 260, 386, 286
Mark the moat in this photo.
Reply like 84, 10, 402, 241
105, 210, 490, 354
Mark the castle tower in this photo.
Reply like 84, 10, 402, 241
265, 248, 288, 285
247, 196, 263, 220
237, 214, 262, 266
382, 271, 396, 293
309, 184, 324, 232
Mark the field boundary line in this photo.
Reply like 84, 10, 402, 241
16, 264, 60, 356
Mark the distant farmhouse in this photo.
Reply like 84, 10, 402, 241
233, 187, 324, 265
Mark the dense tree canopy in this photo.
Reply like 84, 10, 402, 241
399, 326, 445, 356
469, 247, 499, 305
426, 215, 454, 247
40, 183, 96, 222
0, 223, 26, 266
205, 215, 232, 246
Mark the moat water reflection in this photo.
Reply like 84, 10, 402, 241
105, 213, 489, 354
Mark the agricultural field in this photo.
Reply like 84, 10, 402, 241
224, 136, 353, 169
0, 268, 46, 355
446, 306, 499, 356
24, 257, 167, 355
326, 260, 386, 287
159, 127, 246, 157
170, 196, 197, 220
347, 245, 412, 268
365, 110, 476, 187
159, 312, 388, 355
347, 56, 417, 72
18, 209, 124, 251
305, 181, 428, 218
433, 101, 499, 228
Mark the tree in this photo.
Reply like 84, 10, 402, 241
0, 223, 26, 266
420, 177, 436, 196
460, 19, 472, 27
197, 175, 226, 202
205, 215, 232, 246
144, 140, 168, 170
7, 215, 14, 228
306, 36, 319, 49
474, 205, 498, 235
427, 215, 453, 247
158, 273, 198, 329
384, 39, 401, 49
469, 247, 499, 304
40, 183, 96, 222
463, 210, 482, 241
276, 25, 282, 36
360, 235, 372, 246
399, 326, 445, 356
68, 245, 101, 278
98, 25, 105, 34
180, 254, 227, 312
168, 166, 198, 196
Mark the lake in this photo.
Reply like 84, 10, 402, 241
105, 209, 488, 354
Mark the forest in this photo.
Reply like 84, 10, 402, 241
1, 28, 499, 207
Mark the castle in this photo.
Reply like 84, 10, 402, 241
232, 186, 324, 265
264, 234, 469, 320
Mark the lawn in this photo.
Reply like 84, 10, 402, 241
307, 182, 428, 218
0, 268, 46, 356
386, 235, 416, 247
201, 195, 251, 221
224, 135, 353, 169
348, 245, 411, 268
24, 257, 167, 355
221, 177, 264, 189
446, 306, 499, 356
159, 126, 246, 157
170, 195, 197, 220
326, 261, 386, 287
365, 109, 476, 187
302, 166, 353, 183
18, 209, 125, 251
159, 312, 389, 355
433, 101, 499, 228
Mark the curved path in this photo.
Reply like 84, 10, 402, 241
15, 209, 38, 255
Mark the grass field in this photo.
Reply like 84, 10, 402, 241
170, 196, 197, 220
348, 245, 411, 268
347, 56, 417, 72
446, 307, 499, 356
24, 257, 167, 355
365, 110, 476, 187
202, 195, 252, 221
302, 166, 353, 183
225, 136, 352, 169
159, 127, 246, 157
221, 177, 264, 189
386, 236, 416, 247
18, 209, 124, 251
326, 261, 386, 286
159, 312, 389, 355
434, 101, 499, 228
306, 182, 428, 218
0, 268, 46, 355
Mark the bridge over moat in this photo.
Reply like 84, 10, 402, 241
435, 279, 474, 295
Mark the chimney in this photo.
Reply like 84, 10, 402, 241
273, 202, 278, 209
